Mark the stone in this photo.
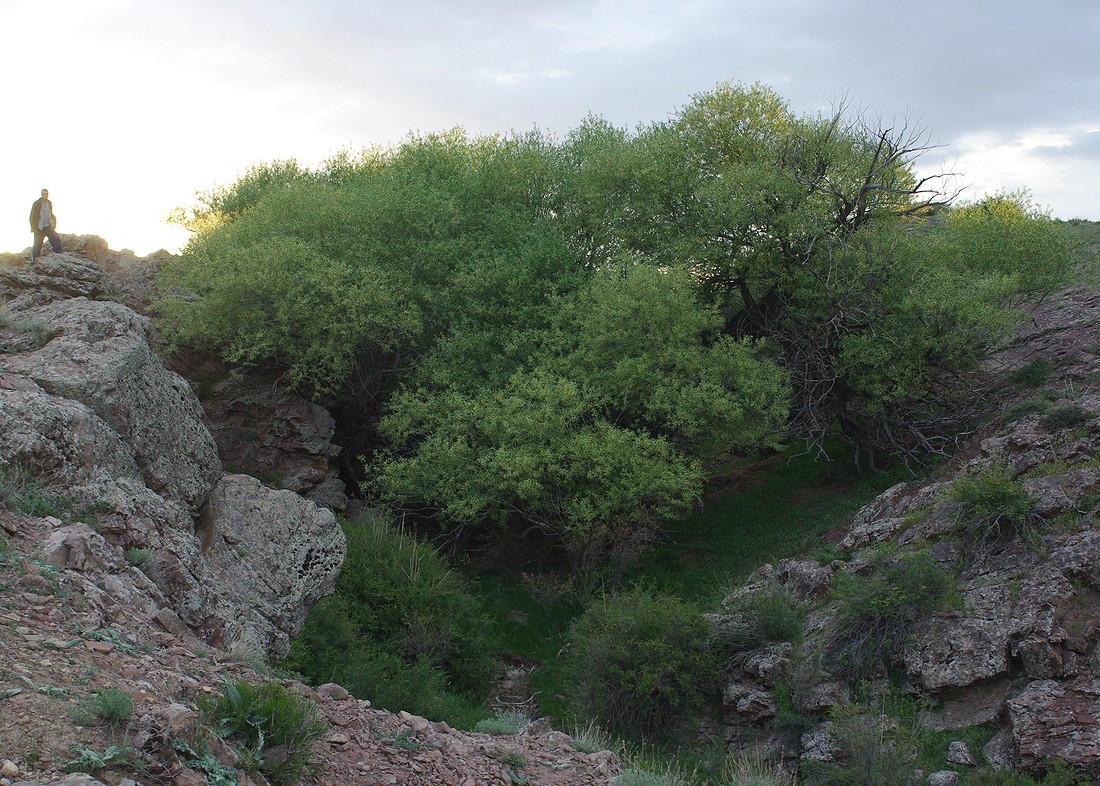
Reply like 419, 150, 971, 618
927, 772, 959, 786
1008, 677, 1100, 775
1, 298, 220, 510
800, 722, 841, 764
946, 740, 977, 767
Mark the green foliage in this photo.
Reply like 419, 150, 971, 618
205, 680, 327, 785
172, 738, 240, 786
948, 464, 1037, 546
286, 516, 494, 724
564, 587, 717, 741
825, 550, 959, 682
474, 709, 529, 735
62, 743, 135, 774
1009, 358, 1053, 388
1040, 403, 1095, 432
125, 547, 153, 569
714, 583, 805, 654
967, 760, 1090, 785
68, 688, 133, 729
800, 709, 920, 786
159, 81, 1071, 559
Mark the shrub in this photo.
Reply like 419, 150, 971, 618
947, 464, 1037, 546
564, 587, 716, 741
824, 550, 958, 682
714, 583, 805, 654
474, 709, 530, 735
800, 708, 920, 786
68, 689, 133, 729
1008, 358, 1052, 388
286, 516, 495, 723
205, 680, 327, 785
1040, 404, 1095, 432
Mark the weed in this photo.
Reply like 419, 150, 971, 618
824, 550, 959, 682
1002, 397, 1053, 424
1040, 404, 1095, 432
499, 750, 527, 768
1008, 358, 1052, 388
125, 547, 154, 569
172, 738, 239, 786
474, 709, 529, 735
947, 464, 1040, 547
68, 688, 133, 729
713, 583, 805, 654
205, 679, 327, 785
612, 767, 690, 786
62, 743, 135, 773
567, 718, 613, 753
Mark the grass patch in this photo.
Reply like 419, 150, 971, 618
204, 680, 327, 785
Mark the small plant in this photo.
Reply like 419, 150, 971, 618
68, 688, 133, 729
474, 709, 530, 735
172, 738, 239, 786
800, 707, 920, 786
499, 750, 527, 768
62, 743, 134, 773
714, 583, 805, 654
205, 679, 327, 785
125, 547, 154, 569
1002, 397, 1053, 424
1040, 404, 1095, 433
612, 768, 690, 786
824, 550, 959, 682
947, 464, 1039, 546
567, 718, 613, 753
1008, 358, 1052, 388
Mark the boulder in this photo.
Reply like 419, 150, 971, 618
1007, 677, 1100, 775
0, 251, 116, 305
905, 558, 1074, 692
0, 387, 140, 486
1, 298, 220, 510
195, 473, 346, 658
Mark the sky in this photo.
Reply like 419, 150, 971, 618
3, 0, 1099, 256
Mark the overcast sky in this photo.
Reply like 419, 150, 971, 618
4, 0, 1098, 255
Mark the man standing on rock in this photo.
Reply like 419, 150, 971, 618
29, 188, 62, 263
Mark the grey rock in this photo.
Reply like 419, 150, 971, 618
927, 772, 959, 786
1007, 677, 1100, 775
197, 473, 346, 658
2, 298, 220, 510
0, 388, 140, 486
946, 740, 977, 767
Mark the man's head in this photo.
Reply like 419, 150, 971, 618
41, 189, 48, 198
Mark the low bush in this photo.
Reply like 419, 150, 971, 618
205, 680, 327, 785
824, 550, 959, 682
713, 583, 805, 655
474, 709, 529, 734
1008, 358, 1052, 388
564, 587, 716, 741
68, 689, 133, 729
947, 464, 1038, 546
286, 515, 495, 724
800, 708, 920, 786
1040, 404, 1095, 432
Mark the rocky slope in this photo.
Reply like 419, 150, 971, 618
716, 286, 1100, 781
0, 244, 620, 786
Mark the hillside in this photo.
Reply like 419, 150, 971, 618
0, 242, 620, 786
5, 231, 1100, 785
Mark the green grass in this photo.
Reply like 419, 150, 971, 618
477, 441, 906, 727
620, 443, 907, 607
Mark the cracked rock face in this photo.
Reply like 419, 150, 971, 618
1, 297, 220, 511
1, 289, 345, 659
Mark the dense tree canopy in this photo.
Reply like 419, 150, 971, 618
157, 81, 1072, 558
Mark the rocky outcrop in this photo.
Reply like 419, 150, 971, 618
194, 367, 348, 511
1, 297, 220, 511
0, 266, 345, 658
